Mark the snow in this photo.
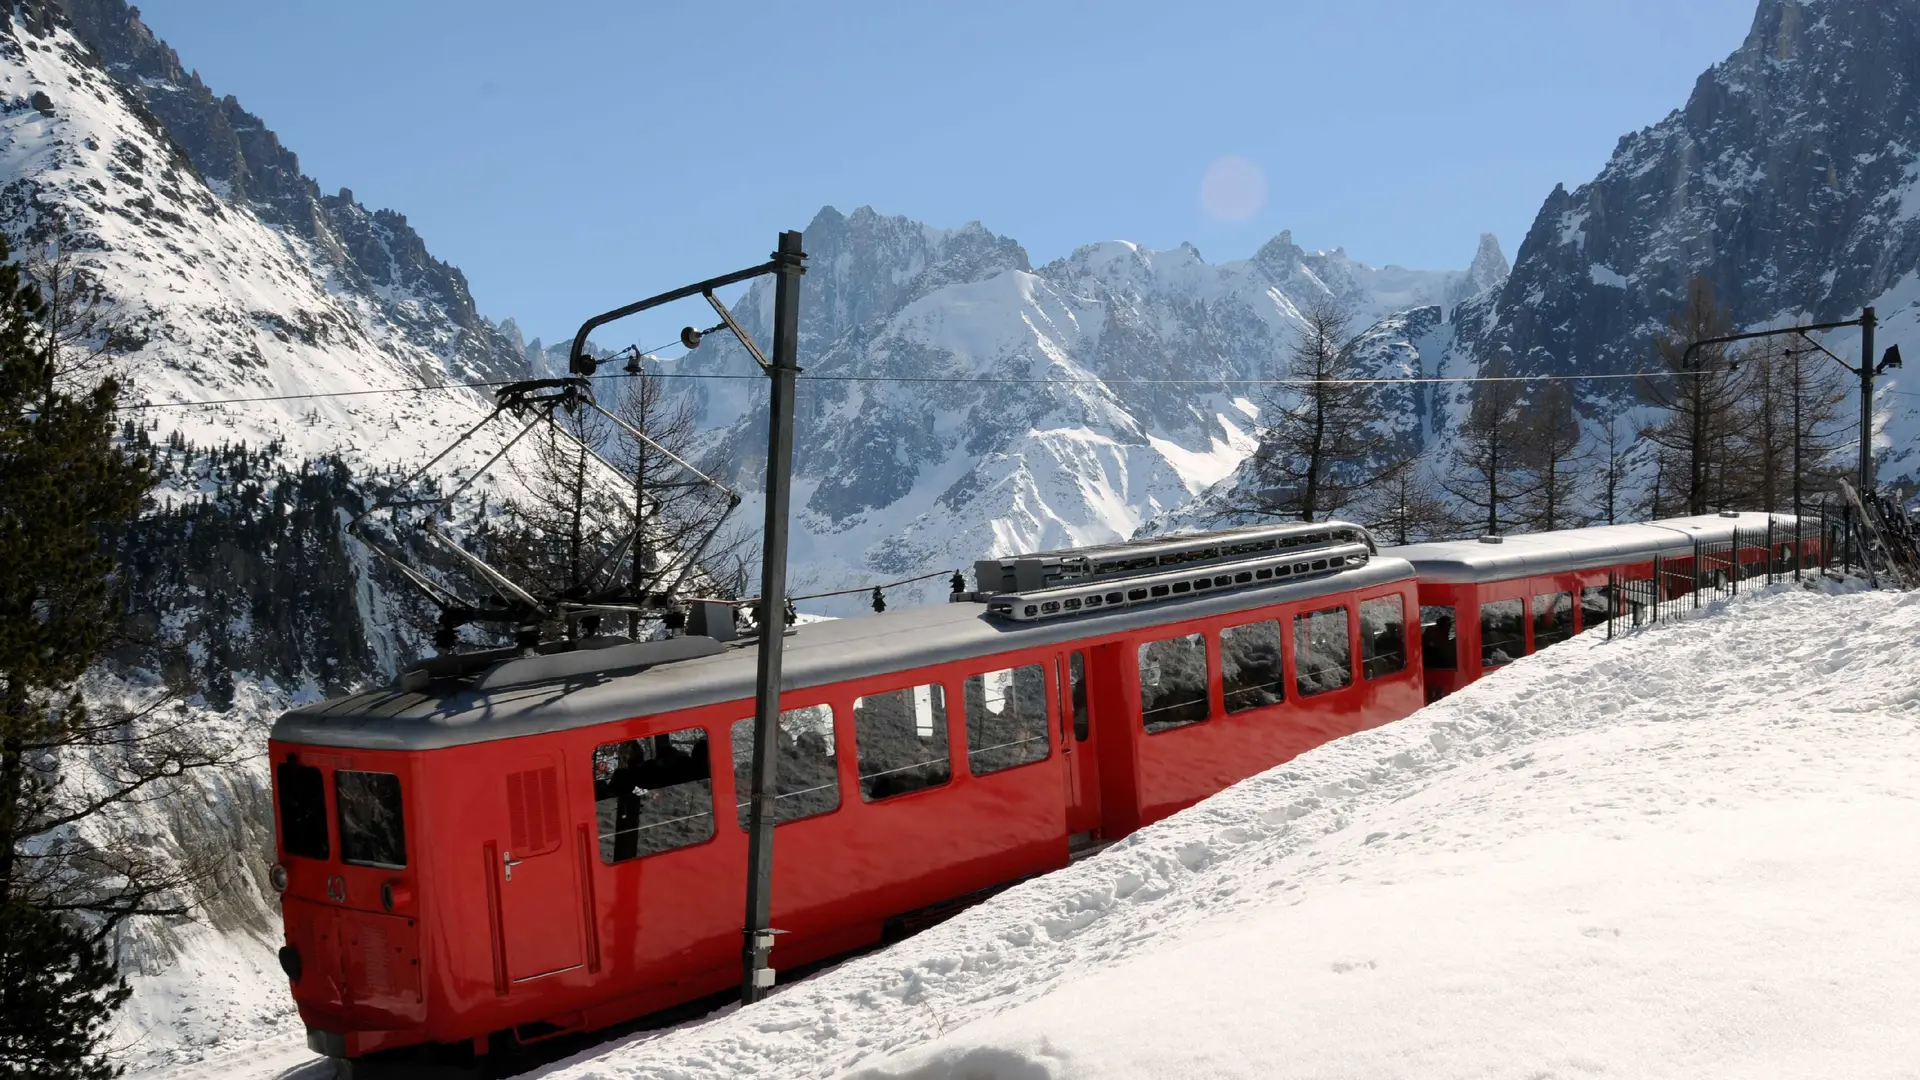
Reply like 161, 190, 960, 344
506, 581, 1920, 1080
1589, 262, 1630, 288
0, 19, 532, 489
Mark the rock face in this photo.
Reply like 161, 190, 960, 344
672, 206, 1492, 611
1452, 0, 1920, 481
54, 0, 526, 383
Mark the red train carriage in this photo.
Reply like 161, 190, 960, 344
1387, 512, 1814, 701
267, 523, 1424, 1070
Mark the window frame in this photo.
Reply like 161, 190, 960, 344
852, 681, 954, 803
730, 702, 844, 830
336, 769, 407, 870
1479, 597, 1526, 668
1292, 604, 1354, 698
1419, 603, 1458, 672
1218, 618, 1285, 715
1531, 590, 1575, 651
1359, 594, 1408, 681
1137, 631, 1213, 733
277, 757, 330, 862
592, 726, 718, 864
962, 663, 1053, 776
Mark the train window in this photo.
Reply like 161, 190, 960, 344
1293, 606, 1352, 696
1138, 633, 1210, 732
731, 705, 840, 828
592, 728, 714, 863
1360, 596, 1406, 679
1532, 592, 1574, 650
1481, 599, 1525, 667
1419, 605, 1456, 671
965, 665, 1050, 775
336, 771, 406, 869
1068, 652, 1089, 741
854, 684, 951, 801
277, 758, 328, 860
1220, 620, 1284, 714
1580, 585, 1611, 629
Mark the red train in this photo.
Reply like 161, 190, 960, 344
267, 512, 1811, 1073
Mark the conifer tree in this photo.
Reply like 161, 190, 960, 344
0, 234, 181, 1080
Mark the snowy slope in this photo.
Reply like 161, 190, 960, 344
497, 581, 1920, 1080
677, 208, 1499, 612
0, 16, 521, 481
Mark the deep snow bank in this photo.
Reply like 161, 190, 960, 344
535, 582, 1920, 1080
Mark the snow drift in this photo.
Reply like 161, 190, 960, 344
519, 581, 1920, 1080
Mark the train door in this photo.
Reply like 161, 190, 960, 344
496, 756, 584, 983
1056, 649, 1100, 841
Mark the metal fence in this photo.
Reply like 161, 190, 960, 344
1603, 508, 1857, 638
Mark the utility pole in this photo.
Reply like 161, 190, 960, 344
741, 230, 807, 1004
539, 232, 810, 1005
1858, 306, 1876, 499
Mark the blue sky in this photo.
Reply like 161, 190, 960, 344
134, 0, 1760, 353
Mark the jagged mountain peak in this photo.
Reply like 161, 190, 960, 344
1467, 233, 1508, 285
1448, 0, 1920, 482
52, 0, 525, 383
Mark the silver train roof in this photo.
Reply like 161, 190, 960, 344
1381, 513, 1802, 585
273, 556, 1416, 752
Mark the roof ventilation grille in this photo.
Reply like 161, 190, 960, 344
1478, 535, 1504, 545
980, 523, 1376, 623
973, 521, 1377, 597
1719, 510, 1741, 518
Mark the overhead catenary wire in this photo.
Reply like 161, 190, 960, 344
705, 568, 961, 609
120, 355, 1758, 412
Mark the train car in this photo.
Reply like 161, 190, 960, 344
266, 522, 1424, 1072
1388, 512, 1814, 700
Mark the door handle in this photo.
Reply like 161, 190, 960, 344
503, 851, 523, 881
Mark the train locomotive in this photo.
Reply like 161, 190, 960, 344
267, 512, 1812, 1073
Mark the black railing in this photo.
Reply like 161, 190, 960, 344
1603, 509, 1856, 639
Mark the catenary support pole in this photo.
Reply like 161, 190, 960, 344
1859, 306, 1876, 499
741, 231, 807, 1006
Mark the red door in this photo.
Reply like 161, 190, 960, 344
1058, 650, 1101, 840
498, 756, 584, 983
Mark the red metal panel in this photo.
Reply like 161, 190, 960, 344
339, 909, 423, 1016
271, 566, 1454, 1061
498, 757, 585, 983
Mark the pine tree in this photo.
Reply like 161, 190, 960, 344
0, 233, 155, 1079
0, 905, 128, 1080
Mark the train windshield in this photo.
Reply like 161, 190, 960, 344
337, 770, 407, 869
277, 758, 329, 860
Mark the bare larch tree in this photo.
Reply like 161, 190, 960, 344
1228, 299, 1400, 523
1639, 276, 1745, 516
1442, 355, 1530, 535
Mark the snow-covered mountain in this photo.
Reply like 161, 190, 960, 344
1, 2, 534, 480
1449, 0, 1920, 485
675, 206, 1498, 611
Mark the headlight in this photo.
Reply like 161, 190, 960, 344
269, 863, 289, 893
